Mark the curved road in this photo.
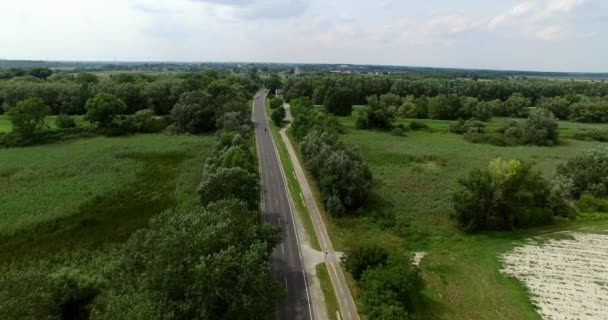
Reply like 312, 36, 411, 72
253, 90, 313, 320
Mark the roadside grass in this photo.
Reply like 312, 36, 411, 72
311, 110, 608, 319
265, 98, 321, 250
0, 134, 214, 262
317, 264, 341, 320
0, 115, 90, 133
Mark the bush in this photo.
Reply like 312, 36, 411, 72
343, 245, 389, 280
391, 125, 407, 137
556, 148, 608, 198
361, 253, 422, 320
450, 119, 485, 134
453, 158, 569, 232
101, 115, 136, 137
408, 120, 429, 131
133, 109, 166, 133
55, 114, 77, 128
572, 130, 608, 142
7, 97, 51, 138
576, 193, 608, 213
269, 97, 283, 109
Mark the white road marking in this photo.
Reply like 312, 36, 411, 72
284, 277, 288, 292
281, 243, 285, 255
331, 263, 345, 295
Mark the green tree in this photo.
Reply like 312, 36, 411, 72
8, 97, 51, 137
197, 166, 260, 210
324, 87, 353, 116
264, 74, 283, 93
524, 108, 559, 146
271, 106, 286, 126
556, 148, 608, 198
361, 254, 422, 320
85, 93, 127, 128
343, 245, 389, 280
453, 158, 565, 232
503, 93, 531, 117
170, 91, 216, 133
55, 114, 76, 128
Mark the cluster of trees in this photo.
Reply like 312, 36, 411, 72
454, 149, 608, 232
466, 109, 560, 146
343, 245, 423, 319
453, 158, 574, 232
291, 98, 372, 216
0, 91, 283, 319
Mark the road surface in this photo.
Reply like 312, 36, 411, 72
253, 90, 313, 320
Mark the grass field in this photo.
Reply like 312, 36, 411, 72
307, 108, 608, 319
0, 134, 214, 262
0, 115, 90, 133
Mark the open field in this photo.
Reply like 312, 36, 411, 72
0, 115, 90, 133
303, 111, 608, 319
502, 232, 608, 320
0, 134, 214, 262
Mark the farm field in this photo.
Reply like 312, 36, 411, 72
0, 134, 214, 262
0, 115, 90, 133
311, 112, 608, 319
502, 232, 608, 320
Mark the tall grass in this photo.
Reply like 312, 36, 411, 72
0, 134, 214, 262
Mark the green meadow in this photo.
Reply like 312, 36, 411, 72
0, 134, 214, 262
311, 106, 608, 319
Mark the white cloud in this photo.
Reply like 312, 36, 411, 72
535, 25, 569, 40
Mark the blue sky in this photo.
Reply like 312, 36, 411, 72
0, 0, 606, 72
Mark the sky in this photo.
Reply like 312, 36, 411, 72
0, 0, 606, 72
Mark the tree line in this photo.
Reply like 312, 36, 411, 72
291, 98, 372, 216
283, 74, 608, 123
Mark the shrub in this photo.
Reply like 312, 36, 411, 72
576, 193, 608, 213
556, 148, 608, 198
453, 158, 568, 232
361, 253, 422, 320
7, 97, 51, 138
85, 93, 127, 128
408, 120, 429, 131
269, 97, 283, 109
55, 114, 77, 128
343, 245, 389, 280
49, 267, 103, 320
450, 119, 485, 134
391, 126, 407, 137
133, 109, 166, 133
572, 130, 608, 142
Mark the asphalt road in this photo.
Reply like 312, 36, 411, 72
253, 90, 313, 320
